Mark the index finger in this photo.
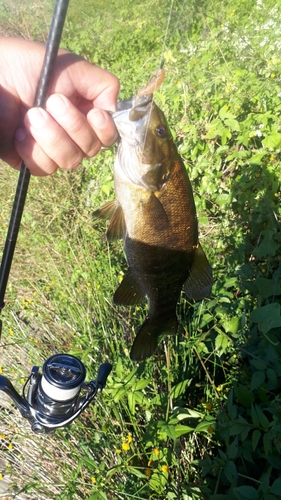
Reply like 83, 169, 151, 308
51, 52, 120, 111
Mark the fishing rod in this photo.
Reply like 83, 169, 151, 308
0, 0, 112, 433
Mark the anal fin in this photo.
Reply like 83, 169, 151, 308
184, 243, 213, 301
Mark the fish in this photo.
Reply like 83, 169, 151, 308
93, 69, 212, 361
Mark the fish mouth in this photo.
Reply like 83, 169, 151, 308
115, 93, 153, 113
112, 95, 153, 147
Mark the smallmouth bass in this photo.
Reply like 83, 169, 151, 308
93, 70, 212, 361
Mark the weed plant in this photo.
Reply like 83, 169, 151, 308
0, 0, 281, 498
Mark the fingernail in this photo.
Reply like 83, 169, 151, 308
14, 127, 27, 142
26, 107, 47, 129
88, 109, 107, 129
46, 94, 67, 117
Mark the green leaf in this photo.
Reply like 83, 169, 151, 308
134, 379, 150, 391
149, 472, 167, 493
249, 152, 267, 165
262, 132, 281, 149
170, 378, 191, 399
221, 127, 232, 145
250, 303, 281, 333
219, 106, 233, 120
270, 477, 281, 496
222, 316, 240, 334
127, 466, 146, 479
224, 460, 237, 484
195, 420, 215, 433
227, 437, 238, 460
205, 118, 224, 138
215, 332, 229, 355
253, 229, 280, 257
128, 392, 135, 415
254, 405, 270, 429
174, 424, 194, 438
254, 277, 281, 299
251, 405, 259, 427
266, 368, 278, 390
250, 370, 265, 391
224, 118, 240, 132
234, 384, 254, 407
234, 486, 259, 500
252, 430, 261, 452
263, 432, 272, 455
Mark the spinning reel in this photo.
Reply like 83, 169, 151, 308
0, 354, 112, 434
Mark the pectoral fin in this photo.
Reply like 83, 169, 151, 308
92, 200, 117, 220
92, 200, 126, 241
141, 193, 169, 230
184, 243, 213, 301
106, 205, 126, 241
114, 268, 145, 305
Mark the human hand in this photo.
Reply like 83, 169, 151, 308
0, 37, 119, 175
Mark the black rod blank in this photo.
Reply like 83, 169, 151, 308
0, 0, 70, 312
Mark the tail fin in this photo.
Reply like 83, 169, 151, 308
130, 316, 178, 361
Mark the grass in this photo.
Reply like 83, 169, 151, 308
0, 0, 281, 498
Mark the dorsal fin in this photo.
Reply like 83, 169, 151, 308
184, 243, 213, 301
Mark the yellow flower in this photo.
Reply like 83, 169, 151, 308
145, 468, 151, 477
127, 435, 133, 443
115, 449, 121, 454
91, 477, 96, 484
122, 442, 130, 451
216, 385, 222, 392
8, 443, 13, 450
0, 434, 5, 439
162, 465, 169, 473
163, 50, 176, 63
0, 474, 3, 480
271, 73, 276, 78
153, 448, 160, 456
0, 366, 2, 374
147, 460, 153, 467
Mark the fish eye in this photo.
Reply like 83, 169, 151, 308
156, 126, 166, 137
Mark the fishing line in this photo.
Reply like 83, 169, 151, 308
140, 0, 180, 165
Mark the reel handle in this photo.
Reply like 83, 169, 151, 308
96, 362, 112, 391
0, 375, 29, 417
